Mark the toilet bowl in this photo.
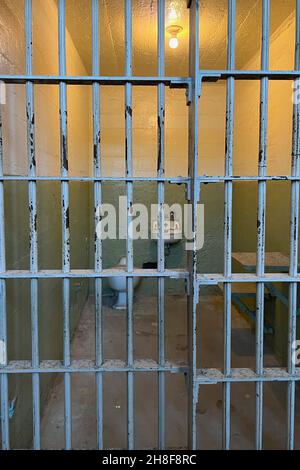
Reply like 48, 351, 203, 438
108, 256, 141, 309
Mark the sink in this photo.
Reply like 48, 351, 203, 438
151, 218, 182, 245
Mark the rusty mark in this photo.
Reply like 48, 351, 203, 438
125, 136, 128, 167
157, 116, 162, 172
62, 135, 68, 171
93, 130, 101, 164
65, 207, 70, 230
126, 105, 132, 118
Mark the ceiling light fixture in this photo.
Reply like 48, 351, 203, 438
167, 1, 182, 23
166, 25, 183, 49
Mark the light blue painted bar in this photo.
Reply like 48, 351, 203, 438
223, 0, 236, 451
92, 0, 103, 451
4, 174, 300, 183
157, 0, 166, 450
0, 269, 188, 279
58, 0, 72, 450
1, 362, 300, 381
0, 176, 188, 183
25, 0, 41, 450
197, 273, 300, 284
287, 0, 300, 451
5, 270, 300, 282
0, 75, 189, 86
187, 0, 200, 451
0, 93, 9, 450
3, 174, 300, 183
1, 71, 300, 85
125, 0, 134, 450
255, 0, 270, 451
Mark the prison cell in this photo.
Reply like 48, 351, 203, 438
0, 0, 300, 450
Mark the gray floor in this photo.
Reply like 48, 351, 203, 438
40, 294, 300, 450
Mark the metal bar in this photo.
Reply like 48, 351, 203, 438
4, 175, 300, 183
222, 0, 236, 450
196, 368, 300, 384
1, 362, 300, 382
187, 0, 200, 451
287, 0, 300, 451
92, 0, 103, 451
197, 273, 300, 284
125, 0, 134, 450
157, 0, 166, 450
0, 269, 189, 279
5, 270, 300, 282
25, 0, 40, 450
58, 0, 71, 450
2, 360, 189, 374
255, 0, 270, 450
0, 176, 188, 183
0, 75, 190, 87
200, 70, 300, 80
3, 71, 300, 85
0, 62, 9, 452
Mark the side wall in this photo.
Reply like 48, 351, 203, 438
233, 12, 300, 364
0, 0, 92, 448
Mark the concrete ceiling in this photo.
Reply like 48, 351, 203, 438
63, 0, 295, 76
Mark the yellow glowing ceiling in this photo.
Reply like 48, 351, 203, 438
64, 0, 295, 76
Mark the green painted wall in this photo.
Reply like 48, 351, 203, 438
89, 182, 225, 298
4, 181, 91, 448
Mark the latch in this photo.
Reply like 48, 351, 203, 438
186, 73, 221, 105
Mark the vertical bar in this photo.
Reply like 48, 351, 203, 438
58, 0, 71, 450
125, 0, 134, 450
92, 0, 103, 450
0, 76, 9, 452
222, 0, 236, 451
25, 0, 40, 450
255, 0, 269, 451
287, 0, 300, 450
157, 0, 165, 450
187, 0, 200, 450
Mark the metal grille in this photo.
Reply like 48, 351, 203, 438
0, 0, 299, 450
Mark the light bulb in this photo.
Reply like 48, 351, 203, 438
169, 37, 179, 49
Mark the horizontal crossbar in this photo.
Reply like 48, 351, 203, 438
201, 70, 300, 80
0, 71, 299, 87
1, 363, 299, 385
2, 271, 300, 282
197, 273, 300, 285
0, 269, 189, 279
1, 175, 189, 183
1, 175, 300, 183
0, 75, 190, 87
1, 359, 187, 374
196, 368, 300, 384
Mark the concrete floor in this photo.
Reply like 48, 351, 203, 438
40, 293, 300, 450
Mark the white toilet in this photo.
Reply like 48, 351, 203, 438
108, 256, 141, 310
